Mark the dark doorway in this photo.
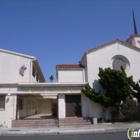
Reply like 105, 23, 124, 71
66, 95, 81, 117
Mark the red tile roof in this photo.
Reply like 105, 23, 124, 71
56, 36, 140, 67
56, 64, 85, 69
87, 39, 119, 53
80, 38, 140, 63
126, 34, 140, 42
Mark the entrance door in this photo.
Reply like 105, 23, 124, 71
66, 95, 81, 117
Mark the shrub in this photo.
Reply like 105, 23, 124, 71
118, 99, 140, 122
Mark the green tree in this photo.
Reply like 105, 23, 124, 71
82, 67, 135, 121
118, 99, 140, 122
98, 67, 135, 105
49, 75, 54, 82
132, 80, 140, 102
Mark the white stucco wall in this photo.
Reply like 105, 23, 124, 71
130, 37, 140, 49
0, 95, 17, 127
87, 42, 140, 87
81, 93, 103, 119
18, 97, 38, 118
81, 93, 89, 118
39, 99, 52, 114
58, 94, 65, 118
88, 99, 103, 118
133, 37, 140, 48
0, 51, 43, 83
0, 51, 31, 83
84, 42, 140, 119
81, 93, 112, 120
57, 69, 85, 82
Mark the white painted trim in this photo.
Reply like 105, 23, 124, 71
0, 82, 87, 86
18, 82, 87, 87
0, 48, 35, 59
9, 92, 82, 95
82, 69, 85, 82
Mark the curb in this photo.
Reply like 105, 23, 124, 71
0, 126, 140, 136
58, 129, 106, 134
0, 128, 127, 136
0, 131, 58, 136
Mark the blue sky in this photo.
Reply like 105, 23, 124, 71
0, 0, 140, 81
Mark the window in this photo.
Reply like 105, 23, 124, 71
112, 58, 126, 71
32, 66, 36, 77
0, 96, 5, 110
111, 55, 130, 73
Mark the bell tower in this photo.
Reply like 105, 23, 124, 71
126, 10, 140, 48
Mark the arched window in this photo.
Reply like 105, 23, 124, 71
111, 55, 130, 72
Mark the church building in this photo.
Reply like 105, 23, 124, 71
0, 12, 140, 128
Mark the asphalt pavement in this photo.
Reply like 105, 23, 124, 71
0, 122, 140, 136
0, 132, 131, 140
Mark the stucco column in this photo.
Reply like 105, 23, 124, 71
5, 95, 17, 120
4, 95, 17, 128
58, 94, 65, 119
13, 95, 17, 120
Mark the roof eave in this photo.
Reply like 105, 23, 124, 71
34, 59, 46, 82
126, 34, 140, 42
80, 38, 140, 57
18, 82, 87, 87
56, 68, 85, 70
80, 52, 87, 64
0, 48, 35, 59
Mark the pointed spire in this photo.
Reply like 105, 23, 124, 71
132, 9, 138, 34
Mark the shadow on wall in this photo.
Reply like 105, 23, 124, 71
92, 80, 106, 93
92, 80, 114, 120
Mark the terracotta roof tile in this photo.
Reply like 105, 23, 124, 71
87, 39, 119, 53
80, 38, 140, 63
80, 39, 119, 63
56, 64, 85, 69
126, 34, 140, 42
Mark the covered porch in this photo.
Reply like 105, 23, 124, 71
15, 82, 86, 120
0, 82, 87, 128
16, 94, 57, 120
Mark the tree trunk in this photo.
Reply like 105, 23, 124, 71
102, 107, 106, 122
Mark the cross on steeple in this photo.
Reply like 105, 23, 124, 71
132, 9, 138, 34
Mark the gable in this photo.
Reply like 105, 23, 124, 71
80, 39, 140, 63
0, 48, 45, 82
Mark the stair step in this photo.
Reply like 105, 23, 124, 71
58, 118, 92, 127
12, 119, 58, 128
12, 118, 93, 128
13, 122, 56, 124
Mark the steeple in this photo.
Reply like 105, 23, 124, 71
132, 9, 138, 34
